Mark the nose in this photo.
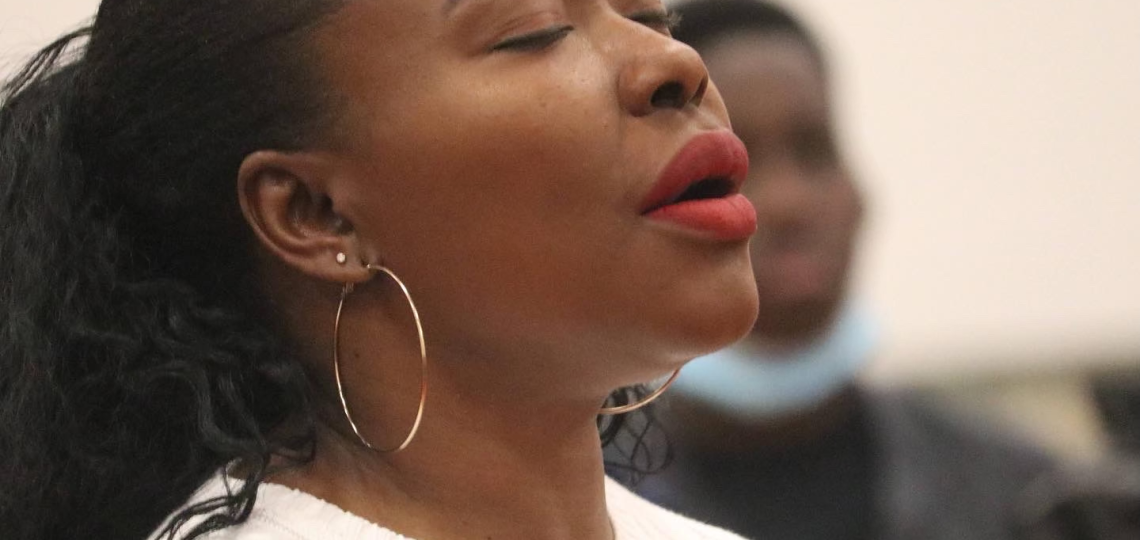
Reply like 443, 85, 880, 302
618, 37, 710, 117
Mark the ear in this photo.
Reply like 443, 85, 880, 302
237, 150, 371, 284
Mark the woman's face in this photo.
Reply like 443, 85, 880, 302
702, 33, 862, 343
312, 0, 758, 391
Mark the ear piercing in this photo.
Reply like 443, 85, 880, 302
336, 252, 348, 265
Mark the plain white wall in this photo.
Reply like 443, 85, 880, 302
0, 2, 96, 73
779, 0, 1140, 383
5, 0, 1140, 385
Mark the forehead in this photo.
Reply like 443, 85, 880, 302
320, 0, 438, 39
311, 1, 442, 100
701, 33, 829, 126
703, 32, 824, 89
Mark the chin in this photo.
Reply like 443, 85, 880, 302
648, 262, 759, 364
696, 281, 759, 352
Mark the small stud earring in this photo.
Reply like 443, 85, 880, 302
336, 252, 348, 265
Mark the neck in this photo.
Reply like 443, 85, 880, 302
265, 273, 623, 540
273, 371, 614, 540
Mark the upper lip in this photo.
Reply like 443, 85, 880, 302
639, 130, 750, 214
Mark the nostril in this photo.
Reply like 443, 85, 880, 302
692, 77, 707, 107
650, 81, 688, 109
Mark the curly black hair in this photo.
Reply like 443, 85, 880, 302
0, 1, 652, 539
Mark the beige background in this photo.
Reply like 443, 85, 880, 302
1, 2, 96, 71
5, 1, 1140, 391
777, 0, 1140, 384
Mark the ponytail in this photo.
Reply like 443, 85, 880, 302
0, 29, 312, 540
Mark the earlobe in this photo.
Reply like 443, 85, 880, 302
237, 150, 371, 283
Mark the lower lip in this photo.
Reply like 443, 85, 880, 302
645, 194, 757, 241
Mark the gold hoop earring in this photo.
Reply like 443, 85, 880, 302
598, 369, 682, 415
333, 264, 428, 452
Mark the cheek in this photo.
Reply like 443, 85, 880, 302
822, 182, 863, 242
343, 66, 638, 343
799, 184, 861, 287
383, 64, 618, 205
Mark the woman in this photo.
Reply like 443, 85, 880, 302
0, 1, 758, 539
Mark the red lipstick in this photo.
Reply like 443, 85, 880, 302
641, 130, 756, 241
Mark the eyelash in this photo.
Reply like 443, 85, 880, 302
490, 9, 681, 53
490, 25, 574, 52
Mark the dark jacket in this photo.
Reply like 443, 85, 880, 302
620, 388, 1059, 540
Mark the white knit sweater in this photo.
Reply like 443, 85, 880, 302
152, 473, 747, 540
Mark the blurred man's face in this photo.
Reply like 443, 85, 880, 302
704, 33, 863, 345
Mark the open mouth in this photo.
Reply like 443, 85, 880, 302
638, 130, 755, 241
666, 176, 735, 205
645, 176, 736, 213
640, 131, 749, 215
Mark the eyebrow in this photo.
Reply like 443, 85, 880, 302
443, 0, 496, 17
443, 0, 499, 23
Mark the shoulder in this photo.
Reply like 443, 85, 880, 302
151, 473, 413, 540
1015, 454, 1140, 539
605, 477, 748, 540
865, 388, 1059, 538
867, 387, 1055, 477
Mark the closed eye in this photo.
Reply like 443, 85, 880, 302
627, 9, 681, 36
490, 25, 574, 52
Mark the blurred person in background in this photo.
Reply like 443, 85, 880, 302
1092, 372, 1140, 457
1009, 373, 1140, 540
611, 1, 1066, 539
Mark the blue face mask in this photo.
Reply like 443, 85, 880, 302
672, 302, 880, 421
